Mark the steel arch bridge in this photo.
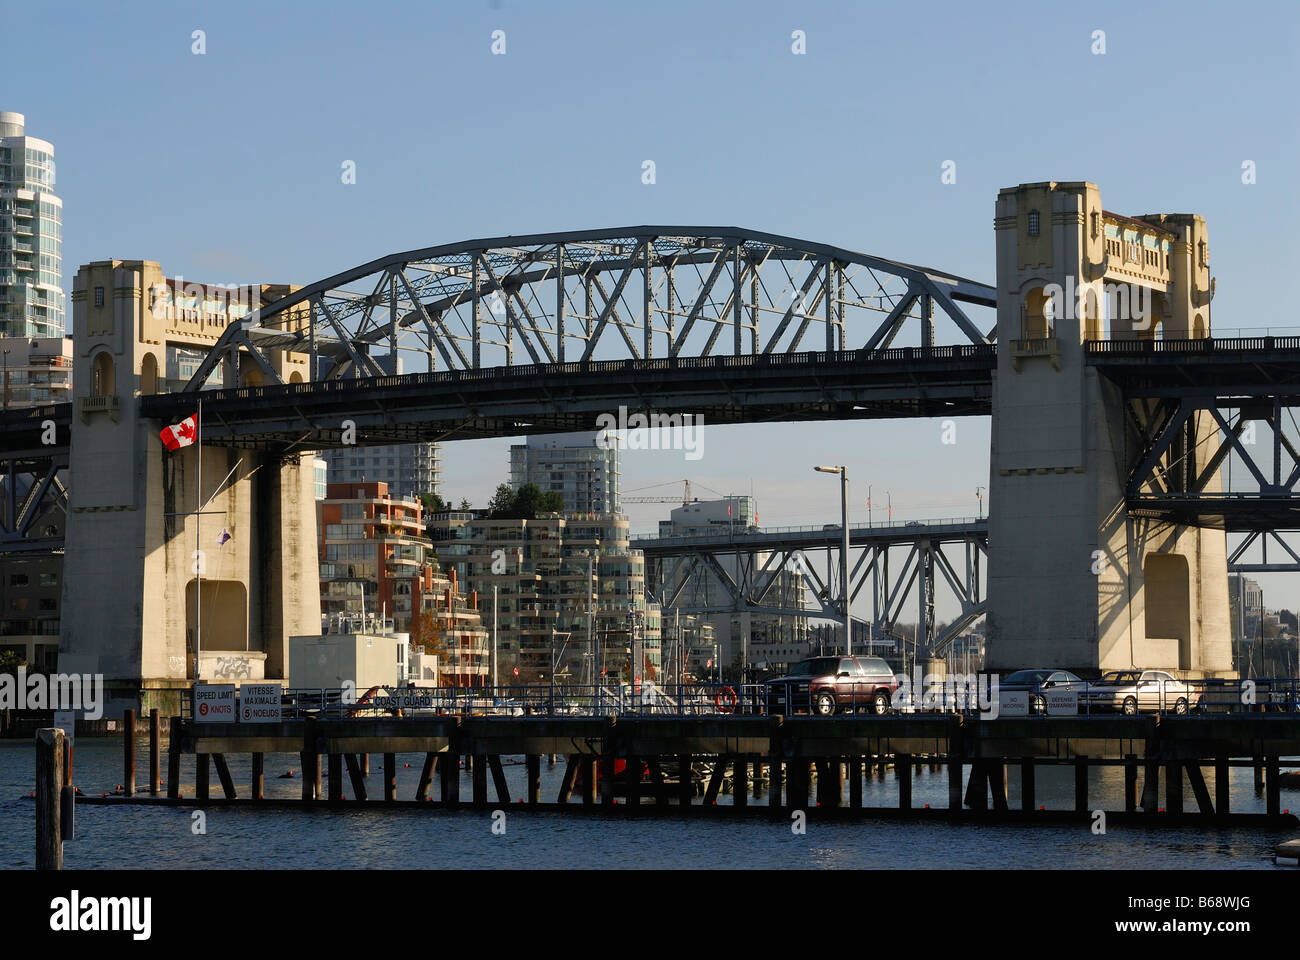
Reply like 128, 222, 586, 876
181, 226, 997, 392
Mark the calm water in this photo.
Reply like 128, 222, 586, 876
1, 738, 1294, 869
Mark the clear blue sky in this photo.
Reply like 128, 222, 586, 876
12, 0, 1300, 614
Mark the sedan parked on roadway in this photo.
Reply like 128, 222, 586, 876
1082, 670, 1200, 715
766, 655, 899, 716
999, 669, 1086, 713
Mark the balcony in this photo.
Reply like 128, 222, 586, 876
77, 394, 119, 423
1010, 336, 1061, 372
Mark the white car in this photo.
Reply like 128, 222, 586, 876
1084, 670, 1199, 715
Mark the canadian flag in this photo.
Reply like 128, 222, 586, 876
161, 414, 198, 451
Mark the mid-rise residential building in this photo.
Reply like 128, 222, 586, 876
318, 481, 433, 634
0, 335, 72, 408
420, 564, 490, 686
0, 112, 64, 338
509, 432, 620, 514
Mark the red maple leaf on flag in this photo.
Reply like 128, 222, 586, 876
177, 419, 197, 442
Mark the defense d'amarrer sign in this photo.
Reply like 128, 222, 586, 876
194, 684, 236, 722
239, 684, 282, 722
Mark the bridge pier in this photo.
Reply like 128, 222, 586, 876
986, 183, 1231, 678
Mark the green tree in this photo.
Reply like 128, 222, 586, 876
420, 492, 448, 514
487, 483, 517, 517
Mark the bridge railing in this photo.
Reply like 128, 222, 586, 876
183, 677, 1300, 720
633, 516, 984, 544
1086, 336, 1300, 354
174, 344, 998, 404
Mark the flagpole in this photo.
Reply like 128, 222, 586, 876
195, 395, 202, 684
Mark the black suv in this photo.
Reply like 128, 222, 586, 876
767, 656, 899, 715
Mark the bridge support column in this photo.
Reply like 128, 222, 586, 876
986, 182, 1230, 679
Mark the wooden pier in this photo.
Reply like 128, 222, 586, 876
134, 713, 1300, 824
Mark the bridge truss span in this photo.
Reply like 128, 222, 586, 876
635, 520, 987, 660
181, 226, 996, 391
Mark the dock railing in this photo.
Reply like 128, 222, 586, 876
178, 676, 1300, 720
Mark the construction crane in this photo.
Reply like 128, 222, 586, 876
622, 479, 694, 506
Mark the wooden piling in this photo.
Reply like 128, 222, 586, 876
471, 754, 488, 806
441, 748, 460, 807
1165, 761, 1183, 815
36, 727, 63, 871
1073, 756, 1087, 813
149, 709, 160, 795
196, 753, 210, 802
343, 753, 367, 801
252, 753, 264, 799
1214, 755, 1230, 822
582, 756, 597, 805
328, 754, 343, 803
1266, 757, 1281, 816
167, 715, 181, 800
897, 754, 912, 810
383, 753, 396, 802
416, 752, 437, 802
1123, 755, 1137, 812
487, 755, 510, 804
212, 754, 237, 800
965, 760, 987, 811
557, 755, 578, 804
1186, 762, 1213, 817
677, 754, 692, 806
122, 708, 135, 797
989, 761, 1007, 812
752, 759, 764, 799
767, 717, 783, 808
360, 753, 370, 777
703, 760, 725, 805
849, 759, 863, 809
599, 718, 616, 806
1140, 743, 1159, 814
733, 758, 748, 807
1020, 759, 1035, 812
526, 754, 542, 806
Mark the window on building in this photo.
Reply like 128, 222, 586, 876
94, 286, 104, 308
9, 573, 27, 586
1027, 210, 1040, 237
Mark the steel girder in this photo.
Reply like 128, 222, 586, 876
0, 449, 68, 556
1091, 337, 1300, 529
1227, 530, 1300, 572
637, 522, 986, 657
1119, 394, 1300, 531
179, 227, 995, 392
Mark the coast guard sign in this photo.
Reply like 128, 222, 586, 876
194, 684, 236, 722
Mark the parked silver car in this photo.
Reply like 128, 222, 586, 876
1083, 670, 1199, 715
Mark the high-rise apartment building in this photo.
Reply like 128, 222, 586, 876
0, 112, 64, 338
321, 442, 441, 502
509, 432, 620, 514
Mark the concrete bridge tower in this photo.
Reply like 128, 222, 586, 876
58, 260, 320, 715
986, 181, 1232, 678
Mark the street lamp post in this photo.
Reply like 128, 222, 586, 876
814, 465, 851, 657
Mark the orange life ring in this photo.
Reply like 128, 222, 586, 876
715, 686, 738, 713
